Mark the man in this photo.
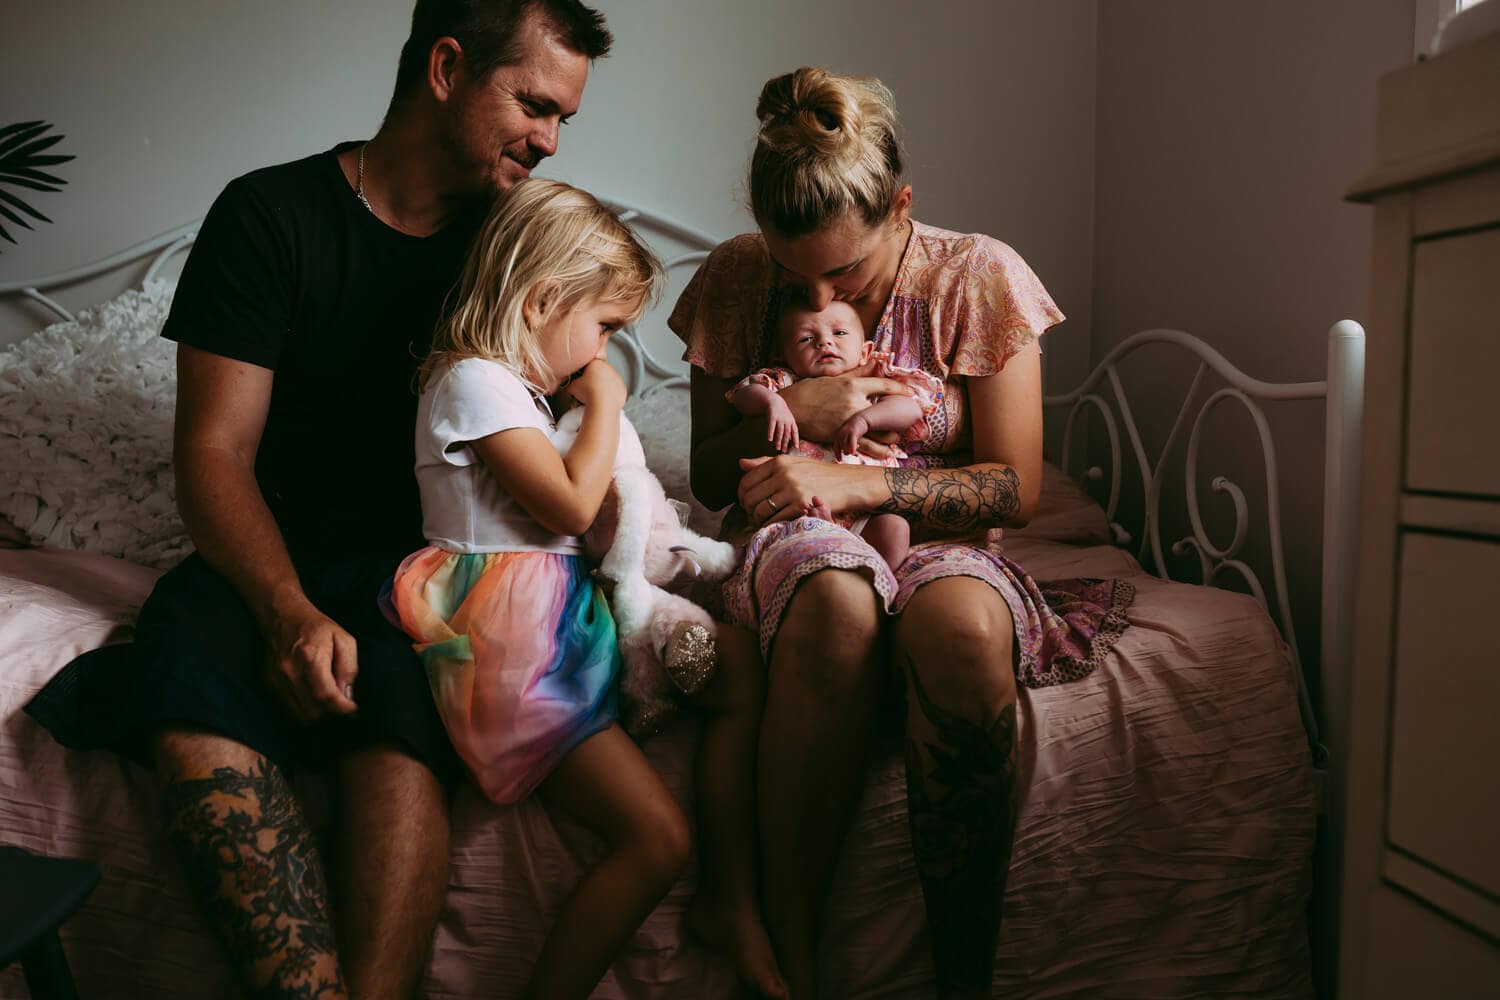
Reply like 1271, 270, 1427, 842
27, 2, 610, 997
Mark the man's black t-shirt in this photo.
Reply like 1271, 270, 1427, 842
163, 143, 483, 560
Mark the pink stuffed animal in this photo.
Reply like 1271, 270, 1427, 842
559, 406, 738, 738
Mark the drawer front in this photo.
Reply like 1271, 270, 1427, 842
1406, 226, 1500, 499
1362, 886, 1500, 999
1387, 532, 1500, 899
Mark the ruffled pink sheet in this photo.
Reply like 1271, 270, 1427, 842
0, 475, 1314, 998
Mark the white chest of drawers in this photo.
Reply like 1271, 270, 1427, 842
1340, 29, 1500, 1000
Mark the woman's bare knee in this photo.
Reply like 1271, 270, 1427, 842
897, 580, 1017, 721
784, 570, 881, 644
773, 569, 882, 699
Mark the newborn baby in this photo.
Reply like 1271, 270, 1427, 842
727, 300, 943, 569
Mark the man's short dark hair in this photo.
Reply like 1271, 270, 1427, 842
390, 0, 612, 105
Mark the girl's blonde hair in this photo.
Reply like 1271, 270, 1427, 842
421, 178, 662, 391
749, 67, 904, 238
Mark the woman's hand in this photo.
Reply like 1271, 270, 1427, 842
737, 454, 882, 526
779, 373, 911, 446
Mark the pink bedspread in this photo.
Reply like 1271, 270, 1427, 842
0, 480, 1315, 998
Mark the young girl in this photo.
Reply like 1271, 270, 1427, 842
383, 179, 787, 999
728, 297, 943, 569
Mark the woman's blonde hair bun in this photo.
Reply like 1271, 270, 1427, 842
750, 67, 904, 237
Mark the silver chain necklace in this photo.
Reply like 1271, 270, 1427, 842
355, 142, 375, 214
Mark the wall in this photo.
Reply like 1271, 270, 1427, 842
1091, 2, 1413, 993
0, 0, 1099, 401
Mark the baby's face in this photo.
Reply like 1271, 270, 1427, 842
780, 301, 870, 378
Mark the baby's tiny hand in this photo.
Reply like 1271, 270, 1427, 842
834, 414, 870, 457
767, 395, 800, 453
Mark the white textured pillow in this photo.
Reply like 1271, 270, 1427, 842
0, 281, 191, 569
0, 287, 716, 569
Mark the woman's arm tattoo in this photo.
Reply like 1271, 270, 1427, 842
875, 465, 1021, 531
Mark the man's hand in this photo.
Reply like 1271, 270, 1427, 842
262, 601, 359, 723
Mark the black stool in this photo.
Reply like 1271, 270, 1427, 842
0, 846, 100, 1000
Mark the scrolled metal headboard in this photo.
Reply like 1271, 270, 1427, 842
598, 199, 715, 398
0, 221, 200, 324
1042, 320, 1365, 778
0, 198, 718, 402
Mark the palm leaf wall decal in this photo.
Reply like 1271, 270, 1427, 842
0, 120, 75, 251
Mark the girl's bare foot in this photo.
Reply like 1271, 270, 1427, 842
686, 891, 790, 999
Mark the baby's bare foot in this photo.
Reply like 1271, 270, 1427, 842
686, 891, 790, 999
801, 495, 832, 521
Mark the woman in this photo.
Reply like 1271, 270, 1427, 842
669, 67, 1132, 998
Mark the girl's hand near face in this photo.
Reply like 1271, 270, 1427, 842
565, 357, 627, 411
479, 352, 627, 538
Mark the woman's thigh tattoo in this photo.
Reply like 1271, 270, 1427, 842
901, 657, 1019, 990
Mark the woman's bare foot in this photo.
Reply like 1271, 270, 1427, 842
686, 890, 790, 999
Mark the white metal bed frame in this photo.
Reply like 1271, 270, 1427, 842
1, 205, 1363, 785
1046, 323, 1364, 779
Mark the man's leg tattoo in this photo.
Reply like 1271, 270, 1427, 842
901, 656, 1020, 993
161, 759, 346, 999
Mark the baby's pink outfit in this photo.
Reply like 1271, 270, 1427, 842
727, 350, 945, 470
728, 352, 944, 531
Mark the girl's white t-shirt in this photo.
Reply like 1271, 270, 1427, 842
415, 357, 582, 555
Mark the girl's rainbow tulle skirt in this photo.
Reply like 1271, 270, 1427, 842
383, 547, 619, 804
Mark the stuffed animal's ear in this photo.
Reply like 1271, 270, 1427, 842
667, 498, 690, 526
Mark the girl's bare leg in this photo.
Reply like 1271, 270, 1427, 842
684, 623, 788, 998
758, 570, 884, 999
526, 725, 693, 1000
894, 576, 1020, 1000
